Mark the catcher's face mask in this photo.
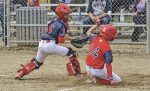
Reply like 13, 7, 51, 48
63, 13, 72, 22
68, 15, 73, 22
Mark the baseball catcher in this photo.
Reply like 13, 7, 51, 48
15, 3, 81, 80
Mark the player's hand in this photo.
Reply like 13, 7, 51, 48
96, 19, 100, 27
92, 16, 99, 22
110, 79, 115, 87
108, 76, 116, 87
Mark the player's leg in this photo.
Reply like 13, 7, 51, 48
15, 42, 71, 79
15, 42, 49, 79
15, 57, 43, 80
52, 44, 69, 56
86, 65, 121, 85
93, 64, 121, 83
66, 47, 81, 76
85, 65, 110, 84
52, 44, 81, 76
93, 70, 121, 85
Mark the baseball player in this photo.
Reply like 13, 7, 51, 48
15, 3, 81, 79
84, 22, 121, 86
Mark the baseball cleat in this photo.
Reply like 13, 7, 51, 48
15, 75, 21, 80
15, 69, 24, 80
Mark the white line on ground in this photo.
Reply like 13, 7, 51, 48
55, 87, 78, 91
0, 75, 13, 78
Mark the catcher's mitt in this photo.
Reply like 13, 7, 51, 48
71, 35, 88, 48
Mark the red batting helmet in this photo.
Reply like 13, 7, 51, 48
99, 24, 117, 41
55, 3, 72, 22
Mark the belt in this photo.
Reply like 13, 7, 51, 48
40, 40, 56, 43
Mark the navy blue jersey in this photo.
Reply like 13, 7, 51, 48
41, 19, 67, 43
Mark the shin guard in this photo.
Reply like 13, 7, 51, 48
66, 54, 81, 76
15, 58, 42, 79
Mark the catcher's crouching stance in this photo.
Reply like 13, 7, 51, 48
15, 3, 81, 80
15, 48, 81, 79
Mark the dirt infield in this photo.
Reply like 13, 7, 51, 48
0, 42, 150, 91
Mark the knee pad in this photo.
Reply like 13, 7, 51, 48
31, 58, 43, 69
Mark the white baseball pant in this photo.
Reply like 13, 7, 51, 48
86, 64, 121, 83
35, 40, 69, 63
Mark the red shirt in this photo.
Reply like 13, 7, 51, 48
86, 36, 111, 69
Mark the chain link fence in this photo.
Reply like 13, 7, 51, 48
0, 0, 7, 46
1, 0, 150, 54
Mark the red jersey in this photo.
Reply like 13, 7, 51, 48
86, 36, 111, 69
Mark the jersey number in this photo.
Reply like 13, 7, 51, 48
91, 48, 99, 58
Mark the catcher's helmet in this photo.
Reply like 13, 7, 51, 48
55, 3, 72, 22
99, 24, 117, 41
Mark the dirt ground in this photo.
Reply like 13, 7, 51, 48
0, 41, 150, 91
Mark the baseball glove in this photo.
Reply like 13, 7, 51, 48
71, 35, 88, 48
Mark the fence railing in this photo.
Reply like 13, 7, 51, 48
2, 0, 150, 54
9, 3, 146, 27
146, 0, 150, 54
